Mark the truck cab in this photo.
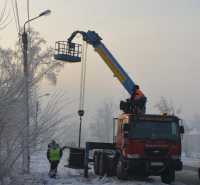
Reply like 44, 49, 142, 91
115, 113, 184, 183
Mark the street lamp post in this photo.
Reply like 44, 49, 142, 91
22, 10, 51, 174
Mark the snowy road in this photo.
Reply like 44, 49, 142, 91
30, 151, 198, 185
176, 169, 199, 185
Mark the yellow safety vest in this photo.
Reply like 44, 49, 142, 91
49, 148, 60, 161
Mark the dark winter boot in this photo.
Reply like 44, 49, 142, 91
49, 169, 56, 178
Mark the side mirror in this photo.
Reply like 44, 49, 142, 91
123, 124, 129, 137
180, 126, 184, 134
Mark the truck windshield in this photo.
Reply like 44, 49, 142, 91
129, 121, 178, 141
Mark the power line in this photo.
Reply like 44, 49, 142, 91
0, 1, 8, 25
11, 0, 19, 33
0, 1, 12, 30
14, 0, 21, 33
27, 0, 30, 31
11, 0, 22, 49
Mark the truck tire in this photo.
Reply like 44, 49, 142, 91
94, 151, 100, 175
198, 168, 200, 179
99, 152, 107, 176
161, 168, 175, 184
106, 156, 115, 177
116, 158, 127, 180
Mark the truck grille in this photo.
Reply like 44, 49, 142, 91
144, 148, 168, 158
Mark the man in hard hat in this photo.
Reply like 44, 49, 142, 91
131, 85, 147, 114
47, 140, 63, 178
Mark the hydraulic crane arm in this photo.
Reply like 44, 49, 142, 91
67, 30, 136, 96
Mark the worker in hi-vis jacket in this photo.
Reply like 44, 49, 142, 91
131, 85, 147, 114
47, 140, 63, 178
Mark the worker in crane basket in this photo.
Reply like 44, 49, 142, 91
47, 140, 63, 178
131, 85, 147, 114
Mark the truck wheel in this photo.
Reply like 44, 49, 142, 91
116, 159, 127, 180
94, 151, 100, 175
198, 168, 200, 179
99, 152, 107, 176
106, 156, 114, 177
161, 168, 175, 184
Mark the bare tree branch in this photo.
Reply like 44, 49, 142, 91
0, 0, 12, 30
154, 96, 181, 115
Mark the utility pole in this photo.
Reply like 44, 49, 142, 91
22, 10, 51, 174
22, 28, 30, 174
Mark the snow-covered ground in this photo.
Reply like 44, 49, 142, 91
28, 150, 198, 185
182, 156, 199, 168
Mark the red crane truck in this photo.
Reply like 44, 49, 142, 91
54, 30, 184, 184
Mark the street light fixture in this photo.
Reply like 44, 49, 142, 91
39, 10, 51, 17
22, 9, 51, 174
23, 9, 51, 32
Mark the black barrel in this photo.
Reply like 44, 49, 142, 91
68, 147, 85, 169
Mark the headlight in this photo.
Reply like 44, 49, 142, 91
127, 154, 141, 159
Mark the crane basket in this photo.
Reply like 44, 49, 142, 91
54, 41, 82, 62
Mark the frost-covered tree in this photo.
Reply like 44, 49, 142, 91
0, 29, 65, 184
13, 28, 64, 174
89, 100, 117, 143
14, 28, 64, 139
182, 114, 200, 157
15, 28, 63, 86
0, 47, 25, 184
154, 96, 181, 115
31, 92, 75, 150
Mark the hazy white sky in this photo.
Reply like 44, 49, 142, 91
1, 0, 200, 121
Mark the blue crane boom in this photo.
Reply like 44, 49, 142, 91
54, 30, 147, 113
67, 30, 136, 96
